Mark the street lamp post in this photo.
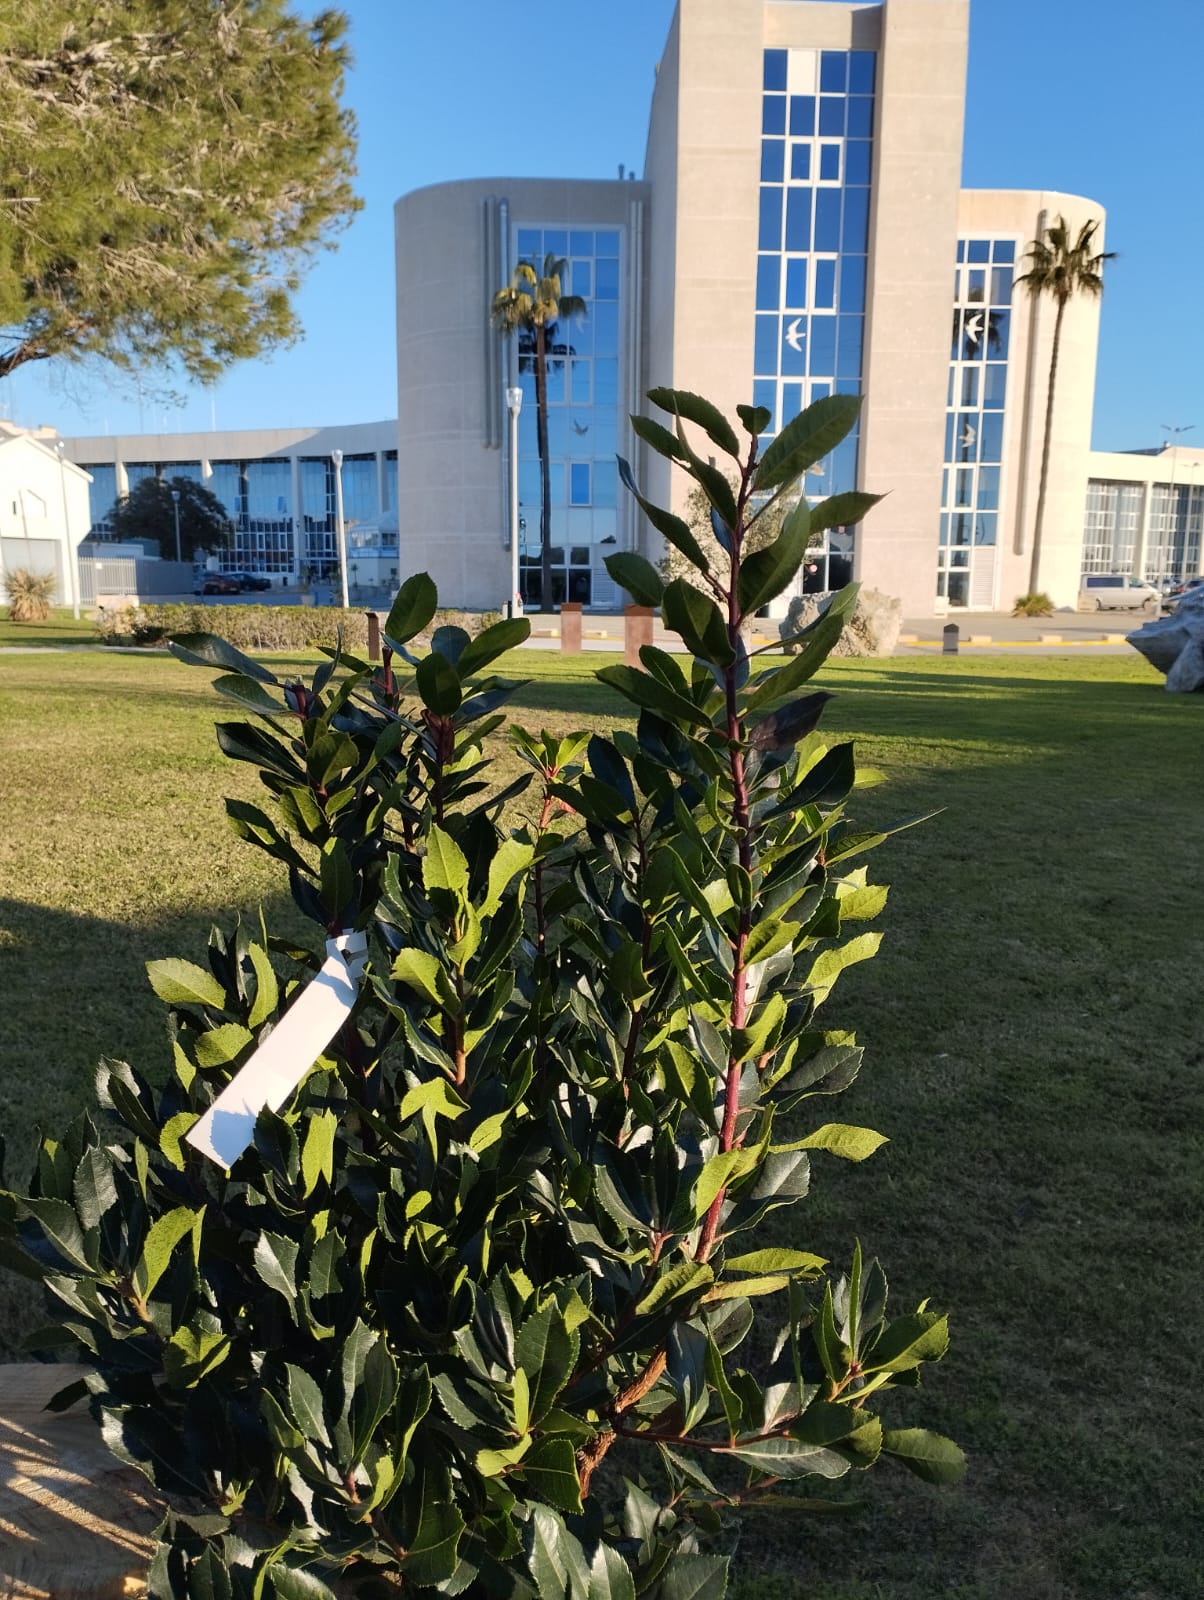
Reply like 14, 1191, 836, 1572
170, 487, 182, 565
505, 386, 523, 618
331, 449, 349, 609
1161, 424, 1195, 586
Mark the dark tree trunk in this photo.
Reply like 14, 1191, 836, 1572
1029, 295, 1066, 596
535, 322, 553, 614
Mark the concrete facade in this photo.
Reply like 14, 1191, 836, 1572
0, 424, 90, 615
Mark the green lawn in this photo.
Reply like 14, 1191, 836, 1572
1, 644, 1201, 1599
0, 607, 100, 650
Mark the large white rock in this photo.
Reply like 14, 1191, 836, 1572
1127, 588, 1204, 691
780, 587, 902, 657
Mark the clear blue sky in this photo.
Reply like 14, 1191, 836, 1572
5, 0, 1199, 453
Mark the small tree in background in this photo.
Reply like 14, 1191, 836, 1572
108, 475, 233, 561
492, 255, 586, 612
0, 388, 963, 1599
1014, 216, 1114, 595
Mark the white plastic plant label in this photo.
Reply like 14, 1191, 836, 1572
185, 929, 369, 1168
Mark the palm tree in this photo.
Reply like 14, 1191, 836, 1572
1014, 216, 1115, 594
491, 254, 586, 611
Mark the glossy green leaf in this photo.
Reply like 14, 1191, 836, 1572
617, 456, 712, 575
169, 632, 278, 685
754, 394, 862, 492
523, 1437, 583, 1516
865, 1312, 950, 1374
791, 1124, 888, 1162
301, 1109, 337, 1196
880, 1427, 967, 1484
133, 1206, 200, 1301
661, 579, 733, 666
146, 958, 226, 1010
806, 490, 883, 535
424, 825, 470, 899
630, 412, 689, 463
604, 550, 665, 607
647, 387, 741, 459
724, 1247, 827, 1276
248, 942, 279, 1029
737, 501, 812, 616
384, 572, 439, 645
415, 651, 462, 715
287, 1363, 331, 1447
211, 672, 286, 717
457, 616, 531, 677
595, 664, 712, 727
392, 947, 446, 1004
659, 1554, 730, 1600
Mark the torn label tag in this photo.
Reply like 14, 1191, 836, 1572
185, 929, 369, 1169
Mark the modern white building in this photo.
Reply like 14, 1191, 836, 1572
0, 423, 89, 615
61, 422, 400, 588
59, 0, 1191, 615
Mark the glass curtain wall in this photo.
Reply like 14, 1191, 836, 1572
754, 46, 874, 588
511, 226, 622, 606
1082, 480, 1142, 575
939, 238, 1015, 606
1146, 484, 1204, 584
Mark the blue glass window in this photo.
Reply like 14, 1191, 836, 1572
761, 139, 785, 182
960, 366, 980, 406
846, 96, 874, 137
987, 308, 1010, 358
569, 230, 593, 255
764, 49, 787, 91
594, 359, 618, 404
545, 362, 565, 404
759, 187, 783, 251
979, 412, 1004, 463
814, 189, 841, 251
763, 95, 786, 135
544, 230, 567, 258
837, 315, 863, 379
814, 259, 837, 309
595, 231, 619, 256
820, 51, 847, 92
595, 256, 619, 299
990, 266, 1012, 304
781, 382, 804, 425
785, 258, 808, 309
842, 187, 870, 252
820, 143, 841, 181
831, 433, 858, 493
977, 466, 1000, 510
790, 143, 812, 180
756, 255, 779, 310
848, 51, 876, 94
845, 140, 871, 185
754, 316, 779, 376
967, 239, 990, 263
570, 260, 592, 297
780, 315, 807, 376
593, 299, 619, 356
992, 239, 1015, 263
517, 228, 541, 258
784, 188, 811, 251
592, 412, 617, 458
811, 380, 831, 402
593, 461, 617, 508
570, 464, 591, 505
809, 315, 836, 374
975, 512, 998, 546
789, 95, 816, 136
983, 364, 1008, 408
86, 464, 118, 528
840, 256, 866, 313
819, 97, 845, 135
568, 361, 591, 404
753, 380, 777, 433
957, 240, 967, 263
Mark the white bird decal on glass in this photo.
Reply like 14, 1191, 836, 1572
785, 317, 806, 353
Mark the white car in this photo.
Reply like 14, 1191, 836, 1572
1078, 574, 1160, 611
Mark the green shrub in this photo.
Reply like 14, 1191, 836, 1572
96, 602, 499, 652
1, 390, 962, 1599
1011, 591, 1055, 617
4, 566, 56, 622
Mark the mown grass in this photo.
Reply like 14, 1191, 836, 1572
0, 607, 100, 650
1, 643, 1202, 1599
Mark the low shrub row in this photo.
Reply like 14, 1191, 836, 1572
95, 602, 500, 652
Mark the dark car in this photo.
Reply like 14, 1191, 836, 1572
229, 571, 272, 592
196, 573, 241, 596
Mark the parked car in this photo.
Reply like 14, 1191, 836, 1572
1166, 576, 1204, 609
196, 573, 241, 596
229, 571, 272, 592
1078, 574, 1160, 611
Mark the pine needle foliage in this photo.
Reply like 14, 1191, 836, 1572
0, 0, 360, 386
0, 388, 963, 1599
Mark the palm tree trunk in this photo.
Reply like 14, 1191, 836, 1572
535, 322, 553, 613
1029, 295, 1066, 596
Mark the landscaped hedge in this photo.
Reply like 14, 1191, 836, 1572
96, 602, 500, 652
